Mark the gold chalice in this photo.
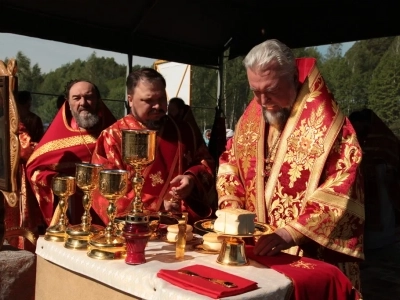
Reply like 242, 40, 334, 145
122, 129, 156, 216
65, 163, 104, 250
121, 129, 156, 264
88, 169, 128, 259
45, 176, 76, 242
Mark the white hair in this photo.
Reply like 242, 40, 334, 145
243, 39, 297, 77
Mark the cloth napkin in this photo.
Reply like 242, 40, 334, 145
245, 246, 360, 300
157, 264, 258, 299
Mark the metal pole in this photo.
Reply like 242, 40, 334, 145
216, 52, 224, 109
126, 52, 133, 115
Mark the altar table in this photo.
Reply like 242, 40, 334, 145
35, 236, 292, 300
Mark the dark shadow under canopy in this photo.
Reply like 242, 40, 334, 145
1, 0, 399, 66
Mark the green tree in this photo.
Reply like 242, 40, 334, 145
368, 37, 400, 136
13, 51, 44, 92
191, 66, 218, 131
318, 44, 357, 115
292, 46, 323, 65
345, 37, 395, 108
223, 55, 251, 129
32, 52, 130, 122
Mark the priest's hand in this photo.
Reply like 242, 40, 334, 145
253, 228, 295, 256
169, 174, 195, 199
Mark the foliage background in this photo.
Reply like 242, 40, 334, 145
4, 36, 400, 137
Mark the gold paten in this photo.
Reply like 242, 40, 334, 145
194, 219, 275, 266
87, 247, 126, 260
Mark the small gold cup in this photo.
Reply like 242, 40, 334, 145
45, 176, 76, 242
65, 163, 104, 250
88, 169, 128, 259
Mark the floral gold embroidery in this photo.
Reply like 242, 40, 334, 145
149, 171, 164, 187
217, 174, 241, 196
237, 121, 260, 175
268, 180, 305, 227
286, 103, 327, 188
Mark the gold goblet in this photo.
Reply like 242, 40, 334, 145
65, 163, 104, 250
121, 129, 156, 264
88, 169, 128, 259
122, 129, 156, 215
45, 176, 76, 242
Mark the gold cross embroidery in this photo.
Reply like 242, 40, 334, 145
290, 260, 316, 269
149, 171, 164, 187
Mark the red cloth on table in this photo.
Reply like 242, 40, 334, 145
245, 246, 360, 300
157, 264, 258, 299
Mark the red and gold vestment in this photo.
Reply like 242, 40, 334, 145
26, 102, 116, 225
217, 58, 364, 287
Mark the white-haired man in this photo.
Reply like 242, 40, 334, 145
216, 39, 364, 290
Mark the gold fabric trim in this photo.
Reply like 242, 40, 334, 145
310, 190, 365, 219
217, 163, 238, 175
284, 226, 307, 245
256, 111, 266, 221
27, 135, 97, 165
264, 77, 310, 217
304, 107, 344, 201
307, 64, 320, 88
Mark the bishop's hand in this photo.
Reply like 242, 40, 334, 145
253, 228, 295, 256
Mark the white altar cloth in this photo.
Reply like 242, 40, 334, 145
36, 236, 291, 300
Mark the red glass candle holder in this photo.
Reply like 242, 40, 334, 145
122, 214, 151, 265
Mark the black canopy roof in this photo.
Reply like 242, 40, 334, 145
1, 0, 398, 66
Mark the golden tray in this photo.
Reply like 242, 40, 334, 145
193, 219, 275, 237
194, 219, 275, 266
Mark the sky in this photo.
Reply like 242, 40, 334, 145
0, 33, 156, 73
0, 33, 355, 73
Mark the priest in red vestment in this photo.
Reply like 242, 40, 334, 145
91, 68, 215, 225
26, 80, 116, 226
216, 40, 364, 291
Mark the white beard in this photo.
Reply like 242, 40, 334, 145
262, 108, 290, 131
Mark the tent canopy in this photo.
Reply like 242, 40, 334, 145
1, 0, 399, 66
